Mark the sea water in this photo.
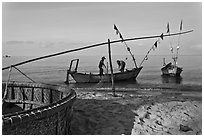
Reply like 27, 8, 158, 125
2, 55, 202, 89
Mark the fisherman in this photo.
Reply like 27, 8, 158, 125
98, 56, 106, 75
117, 60, 126, 72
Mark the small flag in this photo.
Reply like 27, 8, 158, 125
167, 22, 170, 33
160, 33, 164, 40
114, 24, 119, 35
154, 41, 157, 48
114, 24, 118, 30
180, 20, 183, 31
119, 33, 123, 40
147, 50, 150, 54
127, 47, 130, 51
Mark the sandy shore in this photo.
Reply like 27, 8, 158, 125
70, 88, 202, 135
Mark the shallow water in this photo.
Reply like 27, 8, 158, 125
2, 55, 202, 90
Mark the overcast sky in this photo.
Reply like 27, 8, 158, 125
2, 2, 202, 56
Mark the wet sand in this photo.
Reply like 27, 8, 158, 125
70, 87, 202, 135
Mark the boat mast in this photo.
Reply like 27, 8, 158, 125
167, 22, 174, 64
175, 20, 183, 66
169, 20, 183, 67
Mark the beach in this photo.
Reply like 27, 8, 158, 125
70, 86, 202, 135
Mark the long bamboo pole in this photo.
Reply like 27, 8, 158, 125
108, 39, 115, 96
2, 30, 193, 70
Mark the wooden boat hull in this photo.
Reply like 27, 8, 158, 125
69, 67, 143, 83
161, 63, 183, 76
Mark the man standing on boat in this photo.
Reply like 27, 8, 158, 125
117, 60, 126, 72
98, 56, 106, 75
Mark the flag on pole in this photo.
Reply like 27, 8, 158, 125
119, 33, 124, 42
114, 24, 119, 35
160, 33, 164, 40
127, 47, 130, 51
167, 22, 170, 33
154, 41, 157, 48
180, 20, 183, 31
147, 50, 150, 54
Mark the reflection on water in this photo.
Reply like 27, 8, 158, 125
161, 75, 183, 84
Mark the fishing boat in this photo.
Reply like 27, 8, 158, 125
161, 57, 183, 76
69, 68, 143, 83
161, 20, 183, 77
65, 59, 143, 83
65, 25, 145, 83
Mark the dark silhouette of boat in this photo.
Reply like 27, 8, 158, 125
161, 58, 183, 76
65, 59, 143, 83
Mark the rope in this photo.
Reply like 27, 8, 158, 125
167, 24, 174, 58
2, 66, 12, 102
139, 37, 162, 67
167, 20, 183, 66
124, 41, 138, 68
176, 20, 183, 60
174, 30, 181, 64
114, 24, 138, 68
13, 66, 36, 83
